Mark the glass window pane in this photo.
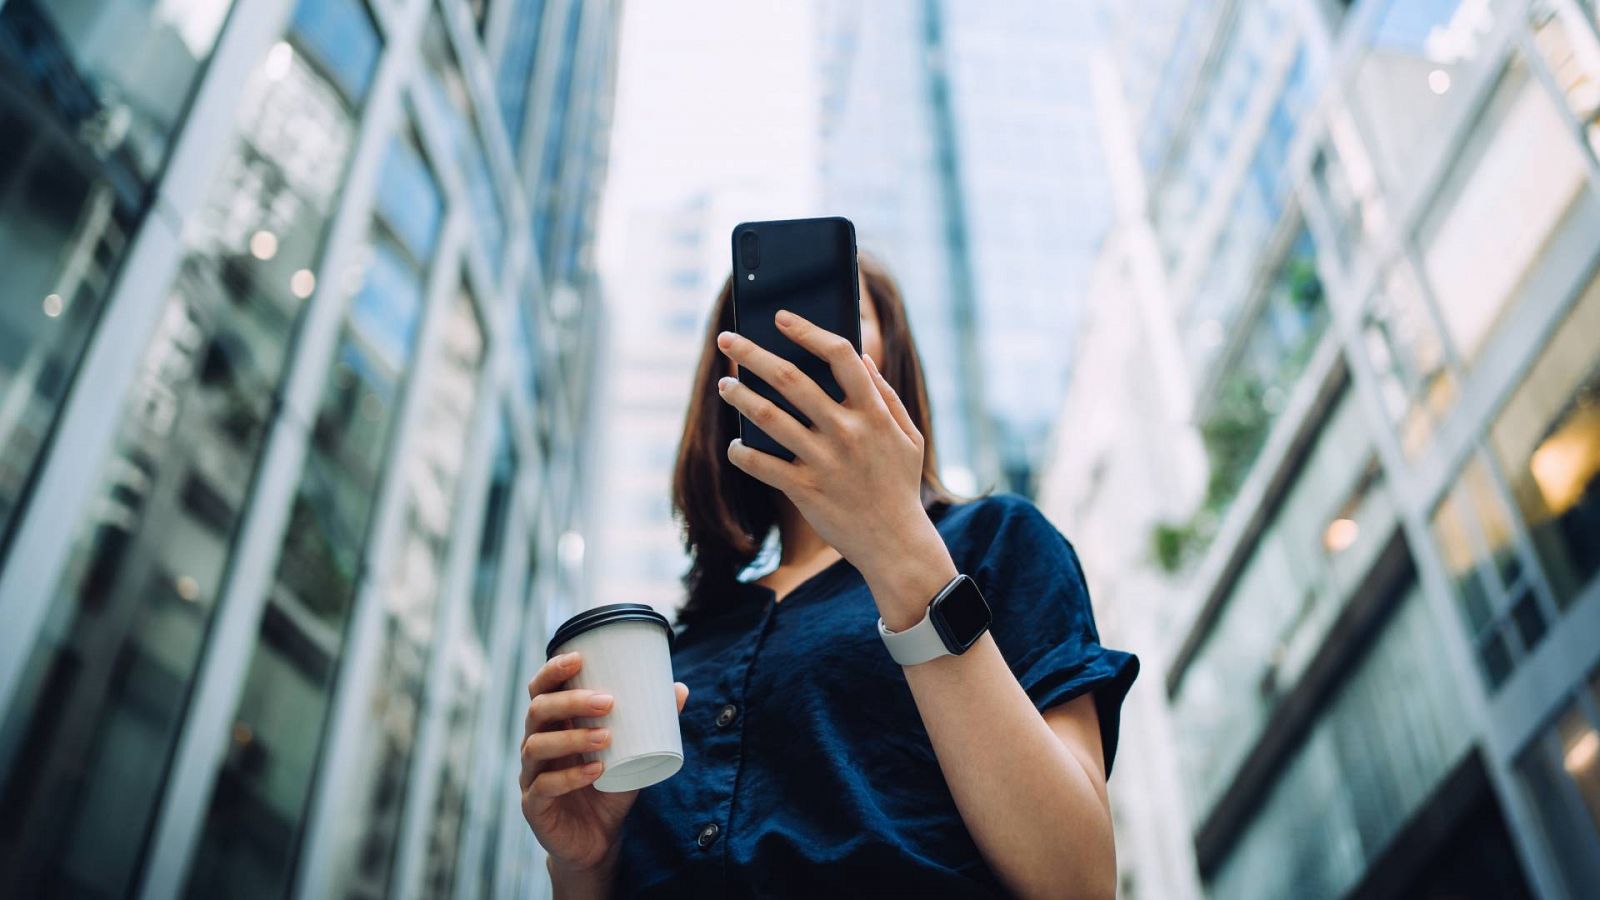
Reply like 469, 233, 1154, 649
1432, 489, 1494, 633
421, 424, 516, 895
495, 0, 548, 152
1348, 0, 1496, 190
1529, 1, 1600, 155
0, 0, 238, 544
1417, 55, 1592, 366
1520, 709, 1600, 897
376, 131, 445, 264
1209, 577, 1472, 899
0, 40, 354, 897
290, 0, 382, 106
185, 223, 426, 899
331, 282, 484, 897
0, 0, 236, 184
1557, 704, 1600, 833
420, 14, 506, 267
1362, 260, 1456, 459
1490, 266, 1600, 608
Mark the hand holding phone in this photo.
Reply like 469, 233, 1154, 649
729, 217, 862, 460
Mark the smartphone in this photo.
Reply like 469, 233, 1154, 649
730, 216, 862, 461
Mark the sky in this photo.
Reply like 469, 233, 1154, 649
595, 0, 822, 279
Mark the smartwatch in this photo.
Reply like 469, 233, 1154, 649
877, 574, 992, 666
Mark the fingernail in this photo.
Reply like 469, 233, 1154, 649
775, 309, 793, 326
717, 331, 735, 345
590, 728, 609, 744
718, 376, 734, 392
585, 761, 603, 773
558, 652, 578, 666
591, 693, 613, 709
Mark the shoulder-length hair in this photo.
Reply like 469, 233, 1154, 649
670, 252, 957, 626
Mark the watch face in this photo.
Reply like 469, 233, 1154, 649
932, 576, 991, 651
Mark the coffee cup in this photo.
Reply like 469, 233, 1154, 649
545, 603, 683, 792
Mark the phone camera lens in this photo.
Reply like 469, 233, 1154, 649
739, 231, 760, 270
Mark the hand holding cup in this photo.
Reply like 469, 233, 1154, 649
521, 650, 689, 873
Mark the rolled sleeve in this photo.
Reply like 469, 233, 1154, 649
965, 495, 1140, 775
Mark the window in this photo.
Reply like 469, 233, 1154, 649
1518, 680, 1600, 897
1489, 265, 1600, 609
420, 13, 506, 267
289, 0, 381, 106
186, 221, 426, 900
495, 0, 548, 152
331, 281, 484, 898
1362, 259, 1456, 459
0, 0, 238, 543
1431, 456, 1551, 689
1528, 0, 1600, 158
1347, 0, 1495, 190
375, 130, 445, 263
1417, 55, 1591, 367
1172, 389, 1387, 820
1209, 576, 1472, 900
421, 424, 516, 895
0, 33, 356, 897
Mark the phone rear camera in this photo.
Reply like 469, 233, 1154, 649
739, 231, 760, 270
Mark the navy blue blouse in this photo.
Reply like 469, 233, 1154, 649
614, 494, 1139, 897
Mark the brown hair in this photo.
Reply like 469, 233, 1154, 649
670, 252, 958, 627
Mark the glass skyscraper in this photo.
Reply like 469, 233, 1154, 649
1044, 1, 1600, 898
0, 0, 620, 897
814, 0, 1112, 495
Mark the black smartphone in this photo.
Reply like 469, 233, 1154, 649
730, 216, 862, 461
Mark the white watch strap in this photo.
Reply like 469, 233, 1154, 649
878, 607, 949, 666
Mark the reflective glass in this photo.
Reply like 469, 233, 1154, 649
534, 2, 585, 262
421, 14, 506, 267
421, 425, 516, 895
1520, 699, 1600, 897
0, 41, 353, 897
290, 0, 381, 106
1348, 0, 1496, 190
1362, 261, 1455, 459
1529, 1, 1600, 158
496, 0, 549, 151
1193, 228, 1328, 521
185, 225, 425, 899
1490, 265, 1600, 609
1152, 0, 1295, 268
376, 131, 445, 263
1417, 55, 1591, 366
1431, 455, 1545, 690
331, 282, 484, 897
0, 0, 234, 545
1174, 389, 1378, 819
1209, 577, 1472, 900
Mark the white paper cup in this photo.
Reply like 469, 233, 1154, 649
546, 603, 683, 792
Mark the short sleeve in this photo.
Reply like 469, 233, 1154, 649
962, 496, 1139, 775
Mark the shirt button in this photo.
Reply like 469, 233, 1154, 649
715, 703, 738, 728
696, 822, 720, 849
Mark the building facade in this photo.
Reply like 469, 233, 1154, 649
0, 0, 620, 897
1042, 0, 1600, 897
814, 0, 1112, 495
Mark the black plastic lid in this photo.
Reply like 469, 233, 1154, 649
546, 603, 674, 659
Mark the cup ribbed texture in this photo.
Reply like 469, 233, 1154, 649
552, 619, 683, 792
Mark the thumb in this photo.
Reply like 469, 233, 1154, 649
674, 682, 689, 713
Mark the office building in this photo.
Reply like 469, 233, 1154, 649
1042, 0, 1600, 898
0, 0, 620, 897
815, 0, 1112, 495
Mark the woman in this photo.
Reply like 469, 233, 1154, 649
520, 255, 1138, 898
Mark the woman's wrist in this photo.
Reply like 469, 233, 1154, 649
865, 519, 959, 632
548, 844, 621, 900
